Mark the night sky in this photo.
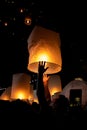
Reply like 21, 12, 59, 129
0, 0, 87, 88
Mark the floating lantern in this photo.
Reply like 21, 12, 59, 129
24, 17, 32, 26
48, 75, 62, 97
27, 26, 62, 74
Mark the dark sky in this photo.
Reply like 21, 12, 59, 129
0, 0, 87, 88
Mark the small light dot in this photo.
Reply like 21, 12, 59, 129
24, 17, 32, 25
4, 22, 8, 26
20, 9, 24, 13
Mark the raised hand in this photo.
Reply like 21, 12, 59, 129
43, 74, 49, 84
38, 61, 48, 74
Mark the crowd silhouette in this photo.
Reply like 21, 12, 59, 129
0, 61, 87, 129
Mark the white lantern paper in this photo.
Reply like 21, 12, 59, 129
11, 73, 32, 100
27, 26, 62, 74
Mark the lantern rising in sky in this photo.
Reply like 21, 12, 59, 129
27, 25, 62, 74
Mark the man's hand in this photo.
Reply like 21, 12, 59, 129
43, 74, 50, 84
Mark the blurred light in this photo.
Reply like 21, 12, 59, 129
20, 8, 24, 13
0, 87, 11, 100
24, 17, 32, 26
16, 92, 25, 99
4, 22, 8, 26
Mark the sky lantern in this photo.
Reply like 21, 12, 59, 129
0, 86, 11, 100
48, 75, 62, 98
24, 16, 32, 26
27, 25, 62, 74
11, 73, 32, 100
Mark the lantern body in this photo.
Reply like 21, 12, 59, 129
0, 87, 11, 100
48, 75, 62, 97
27, 26, 62, 74
11, 73, 32, 100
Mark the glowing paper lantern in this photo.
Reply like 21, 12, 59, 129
24, 17, 32, 26
0, 86, 11, 100
48, 75, 62, 97
27, 26, 62, 74
11, 73, 32, 100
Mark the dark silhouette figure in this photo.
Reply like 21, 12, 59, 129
36, 61, 51, 108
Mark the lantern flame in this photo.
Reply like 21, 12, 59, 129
17, 92, 25, 99
38, 54, 48, 62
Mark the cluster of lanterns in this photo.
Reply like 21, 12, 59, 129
0, 25, 62, 103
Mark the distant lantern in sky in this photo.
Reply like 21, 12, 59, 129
27, 25, 62, 74
11, 73, 32, 100
4, 22, 8, 26
24, 17, 32, 26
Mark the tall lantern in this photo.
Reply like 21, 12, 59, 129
48, 75, 62, 98
11, 73, 32, 100
27, 26, 62, 74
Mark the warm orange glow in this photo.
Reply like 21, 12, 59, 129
16, 92, 25, 99
29, 97, 39, 104
27, 26, 62, 74
48, 75, 62, 97
24, 17, 32, 25
0, 86, 11, 101
50, 86, 62, 96
11, 73, 32, 100
38, 53, 48, 62
34, 99, 39, 104
1, 96, 9, 100
29, 98, 34, 104
43, 74, 49, 83
12, 88, 32, 100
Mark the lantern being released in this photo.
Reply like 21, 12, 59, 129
27, 26, 62, 74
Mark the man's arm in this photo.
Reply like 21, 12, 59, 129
36, 61, 49, 107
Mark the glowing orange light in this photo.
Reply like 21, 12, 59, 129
24, 17, 32, 25
1, 96, 8, 100
34, 99, 39, 104
16, 92, 25, 99
50, 87, 61, 96
48, 75, 62, 97
11, 73, 32, 100
27, 26, 62, 74
38, 54, 48, 62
